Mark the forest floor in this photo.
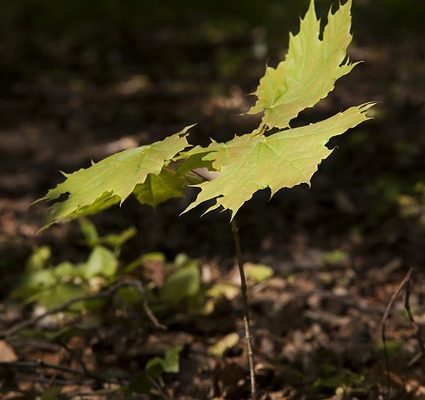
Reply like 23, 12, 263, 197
0, 3, 425, 398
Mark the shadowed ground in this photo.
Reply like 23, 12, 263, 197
0, 0, 424, 398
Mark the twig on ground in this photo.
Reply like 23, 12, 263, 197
60, 389, 121, 399
279, 288, 385, 315
381, 268, 413, 399
0, 359, 91, 378
56, 340, 100, 382
1, 280, 166, 339
231, 218, 256, 400
0, 359, 126, 386
10, 376, 93, 386
148, 375, 173, 400
131, 280, 166, 330
403, 274, 425, 366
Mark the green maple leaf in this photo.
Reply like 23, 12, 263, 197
41, 127, 193, 226
184, 104, 373, 219
182, 0, 374, 219
180, 134, 255, 172
248, 0, 357, 129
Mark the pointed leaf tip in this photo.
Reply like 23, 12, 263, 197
41, 127, 194, 226
247, 0, 356, 129
186, 104, 373, 218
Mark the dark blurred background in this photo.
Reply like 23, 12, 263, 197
0, 0, 424, 271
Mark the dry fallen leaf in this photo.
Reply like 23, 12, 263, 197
0, 340, 17, 362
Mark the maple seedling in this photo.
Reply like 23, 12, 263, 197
41, 0, 373, 398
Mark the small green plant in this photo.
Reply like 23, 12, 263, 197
13, 220, 135, 310
15, 221, 205, 321
39, 1, 373, 398
128, 346, 182, 396
313, 364, 365, 395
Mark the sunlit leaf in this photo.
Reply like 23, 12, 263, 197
209, 333, 240, 357
41, 127, 193, 226
185, 105, 373, 218
246, 263, 274, 282
248, 0, 357, 129
207, 283, 239, 300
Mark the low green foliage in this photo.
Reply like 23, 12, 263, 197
16, 218, 272, 328
160, 254, 202, 307
15, 222, 209, 320
322, 249, 349, 265
129, 346, 182, 395
13, 222, 134, 310
313, 364, 365, 395
40, 0, 373, 224
79, 218, 137, 254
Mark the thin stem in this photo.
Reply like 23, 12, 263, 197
231, 218, 256, 400
253, 122, 267, 136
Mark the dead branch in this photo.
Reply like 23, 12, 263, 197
381, 268, 413, 399
403, 274, 425, 366
0, 359, 127, 387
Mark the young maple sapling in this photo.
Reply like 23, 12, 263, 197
40, 0, 373, 398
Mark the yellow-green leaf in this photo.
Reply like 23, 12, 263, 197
184, 104, 373, 218
246, 263, 274, 282
41, 127, 193, 226
248, 0, 357, 129
209, 333, 240, 357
